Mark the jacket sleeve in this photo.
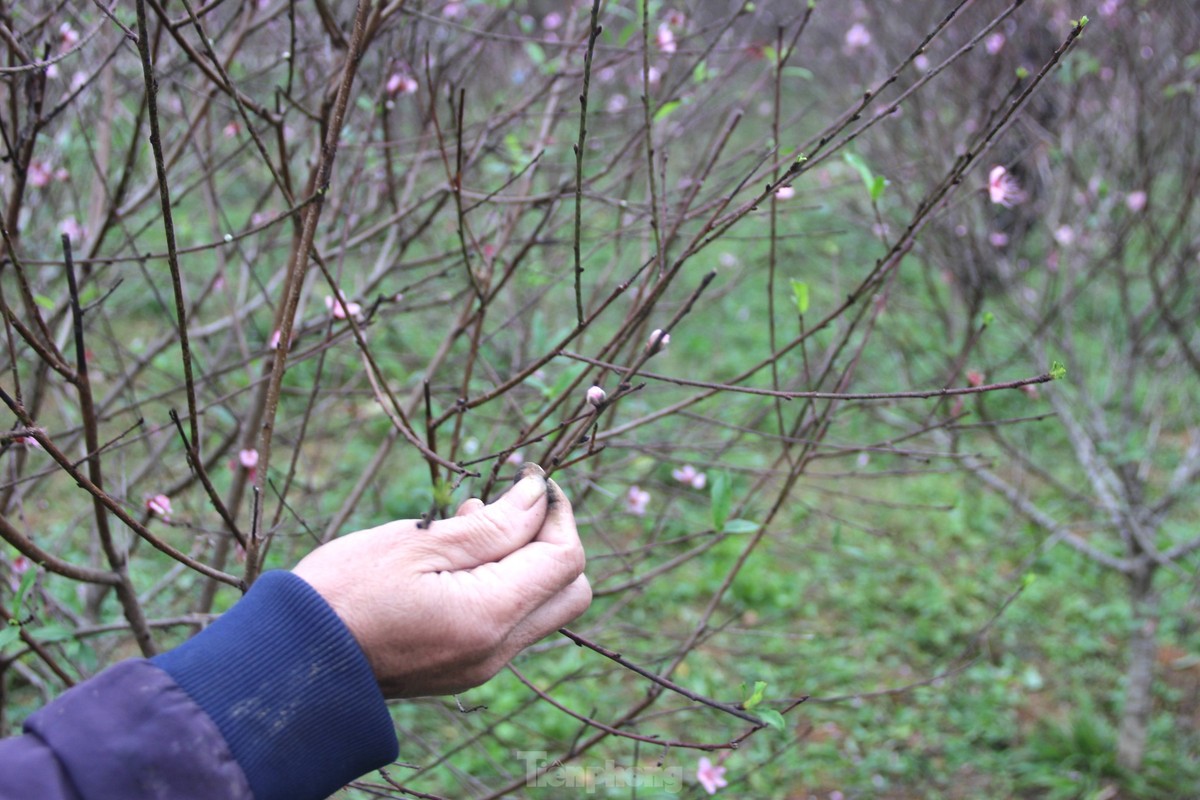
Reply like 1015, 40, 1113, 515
0, 571, 399, 800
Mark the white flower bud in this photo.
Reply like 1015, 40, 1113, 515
586, 385, 607, 407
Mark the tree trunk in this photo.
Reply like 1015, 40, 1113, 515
1116, 567, 1159, 772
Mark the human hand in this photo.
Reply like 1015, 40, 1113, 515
292, 465, 591, 698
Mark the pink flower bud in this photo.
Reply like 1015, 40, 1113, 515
647, 329, 670, 354
146, 494, 173, 520
238, 449, 259, 470
586, 385, 607, 407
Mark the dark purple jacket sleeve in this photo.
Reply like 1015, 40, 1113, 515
0, 571, 398, 800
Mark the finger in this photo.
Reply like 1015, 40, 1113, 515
423, 470, 548, 569
455, 497, 485, 517
503, 573, 592, 653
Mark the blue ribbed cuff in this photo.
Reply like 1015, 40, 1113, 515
153, 571, 398, 800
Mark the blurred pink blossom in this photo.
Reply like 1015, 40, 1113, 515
325, 291, 362, 320
28, 160, 52, 187
505, 451, 524, 465
237, 449, 259, 475
625, 486, 650, 516
223, 122, 239, 138
146, 494, 173, 520
442, 2, 464, 19
59, 217, 85, 242
844, 23, 871, 52
672, 464, 707, 490
12, 435, 41, 450
984, 32, 1006, 55
987, 165, 1024, 207
665, 9, 686, 28
1053, 225, 1075, 246
542, 12, 563, 30
696, 757, 728, 795
656, 24, 676, 54
775, 185, 795, 200
967, 370, 985, 387
988, 231, 1010, 248
12, 555, 30, 575
1125, 190, 1147, 212
60, 22, 80, 49
386, 72, 419, 96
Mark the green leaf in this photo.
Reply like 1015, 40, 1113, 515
759, 708, 787, 732
524, 41, 546, 66
722, 519, 759, 534
11, 565, 37, 620
653, 100, 681, 122
782, 66, 813, 80
1050, 360, 1067, 381
790, 279, 809, 315
34, 294, 56, 311
710, 472, 732, 532
0, 623, 21, 653
843, 152, 886, 203
981, 311, 995, 327
743, 680, 768, 710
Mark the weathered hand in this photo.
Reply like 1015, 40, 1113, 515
292, 466, 591, 698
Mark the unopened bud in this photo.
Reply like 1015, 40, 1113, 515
586, 385, 607, 407
646, 329, 670, 354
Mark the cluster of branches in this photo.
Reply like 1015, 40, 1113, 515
0, 0, 1118, 795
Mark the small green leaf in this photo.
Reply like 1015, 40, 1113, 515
0, 623, 21, 653
782, 66, 813, 80
843, 152, 886, 203
11, 565, 37, 620
1022, 572, 1037, 588
34, 294, 56, 311
710, 472, 732, 532
743, 680, 768, 710
722, 519, 759, 534
1049, 361, 1067, 381
653, 100, 681, 122
981, 311, 994, 327
759, 709, 787, 732
790, 279, 809, 315
1016, 66, 1030, 79
432, 479, 454, 509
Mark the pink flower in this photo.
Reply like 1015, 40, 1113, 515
234, 449, 259, 481
59, 217, 85, 242
27, 160, 52, 188
146, 494, 173, 520
1053, 225, 1075, 246
442, 2, 464, 19
386, 72, 419, 96
984, 32, 1006, 55
987, 165, 1024, 207
267, 329, 294, 351
988, 231, 1010, 248
12, 555, 31, 575
625, 486, 650, 516
325, 291, 362, 320
655, 24, 676, 54
967, 370, 985, 387
586, 385, 607, 407
59, 22, 80, 49
696, 756, 728, 795
223, 122, 239, 138
542, 12, 563, 30
665, 9, 686, 28
844, 23, 871, 52
672, 464, 707, 489
646, 329, 670, 354
1021, 383, 1040, 400
505, 451, 524, 465
12, 435, 41, 450
775, 185, 795, 200
1125, 190, 1147, 212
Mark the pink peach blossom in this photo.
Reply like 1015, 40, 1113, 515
696, 756, 728, 795
672, 464, 707, 490
325, 291, 363, 320
987, 165, 1024, 207
625, 486, 650, 516
146, 494, 173, 520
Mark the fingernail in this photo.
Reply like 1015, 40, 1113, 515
546, 477, 563, 510
507, 466, 547, 510
513, 462, 546, 483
